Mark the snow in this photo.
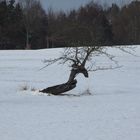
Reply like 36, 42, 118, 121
0, 47, 140, 140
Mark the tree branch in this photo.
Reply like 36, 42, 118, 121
88, 65, 123, 72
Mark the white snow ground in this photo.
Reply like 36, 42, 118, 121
0, 47, 140, 140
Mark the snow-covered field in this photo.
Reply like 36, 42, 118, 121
0, 47, 140, 140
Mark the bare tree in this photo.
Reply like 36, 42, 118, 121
19, 0, 34, 49
40, 46, 136, 95
19, 0, 47, 49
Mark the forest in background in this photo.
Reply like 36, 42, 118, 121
0, 0, 140, 49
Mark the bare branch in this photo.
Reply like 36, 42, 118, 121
40, 46, 136, 72
88, 65, 123, 72
75, 47, 82, 64
109, 46, 138, 56
96, 48, 118, 64
39, 57, 63, 70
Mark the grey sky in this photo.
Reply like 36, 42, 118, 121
41, 0, 133, 11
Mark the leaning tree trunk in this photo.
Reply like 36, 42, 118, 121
40, 65, 88, 95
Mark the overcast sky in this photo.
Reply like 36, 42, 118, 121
41, 0, 133, 11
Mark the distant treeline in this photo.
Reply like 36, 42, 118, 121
0, 0, 140, 49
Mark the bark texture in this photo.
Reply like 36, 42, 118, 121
40, 79, 77, 95
40, 65, 88, 95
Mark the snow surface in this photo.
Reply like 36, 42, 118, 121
0, 47, 140, 140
